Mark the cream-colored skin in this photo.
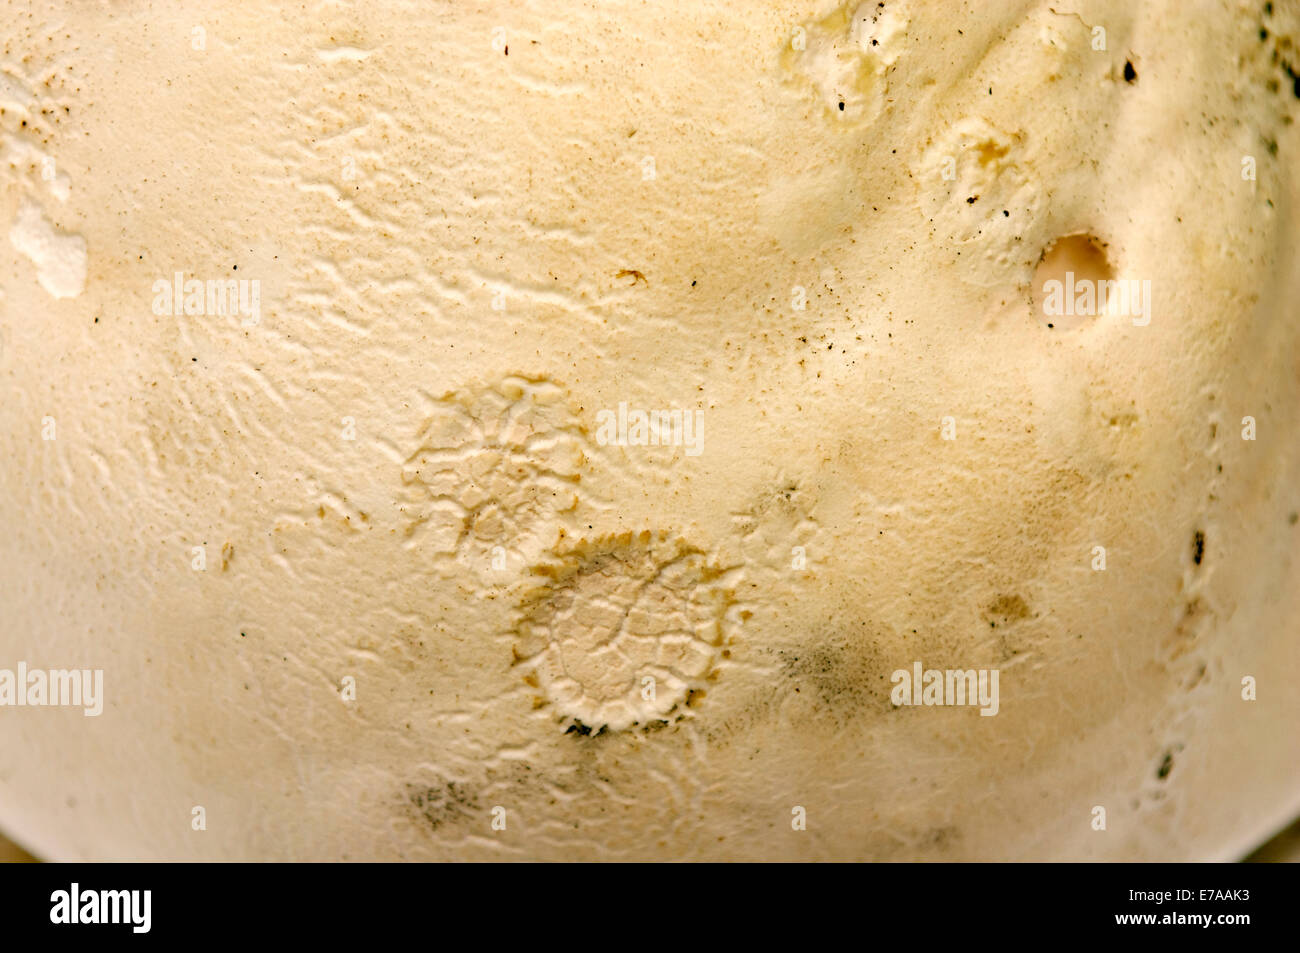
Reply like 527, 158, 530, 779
1, 0, 1297, 861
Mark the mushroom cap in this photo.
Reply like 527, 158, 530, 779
1, 0, 1298, 861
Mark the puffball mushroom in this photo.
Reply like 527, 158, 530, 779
1, 0, 1298, 862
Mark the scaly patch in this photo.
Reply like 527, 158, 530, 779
513, 531, 738, 733
781, 1, 909, 127
399, 376, 592, 576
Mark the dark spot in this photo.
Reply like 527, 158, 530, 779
966, 195, 978, 204
986, 594, 1031, 622
1192, 530, 1205, 566
1002, 209, 1009, 217
925, 826, 960, 848
564, 719, 608, 737
1156, 750, 1174, 781
838, 100, 845, 111
406, 780, 479, 832
1289, 512, 1298, 526
1123, 60, 1137, 83
777, 636, 890, 721
1170, 598, 1205, 644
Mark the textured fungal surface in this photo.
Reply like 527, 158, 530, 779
513, 532, 736, 732
399, 376, 592, 573
0, 0, 1298, 863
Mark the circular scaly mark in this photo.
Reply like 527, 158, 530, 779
514, 532, 736, 734
400, 376, 591, 572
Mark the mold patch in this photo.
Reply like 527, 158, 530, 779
919, 118, 1041, 283
513, 531, 737, 733
404, 779, 480, 833
781, 1, 909, 127
400, 376, 592, 574
777, 630, 893, 724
